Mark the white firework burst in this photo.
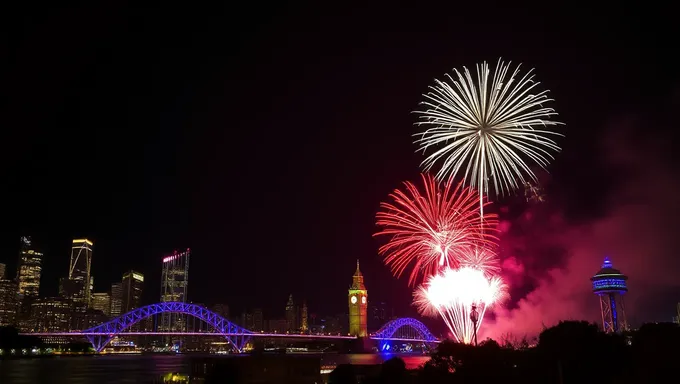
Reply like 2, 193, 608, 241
414, 59, 563, 209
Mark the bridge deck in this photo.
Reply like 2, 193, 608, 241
21, 332, 437, 343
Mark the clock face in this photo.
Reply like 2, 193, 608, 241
351, 296, 357, 304
361, 296, 366, 304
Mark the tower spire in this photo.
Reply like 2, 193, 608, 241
348, 260, 368, 337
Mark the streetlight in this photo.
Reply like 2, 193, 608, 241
470, 304, 479, 346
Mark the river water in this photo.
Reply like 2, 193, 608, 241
0, 354, 430, 383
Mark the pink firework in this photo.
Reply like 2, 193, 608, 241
413, 266, 507, 344
375, 174, 498, 286
458, 247, 501, 278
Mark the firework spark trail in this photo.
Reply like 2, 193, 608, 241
414, 266, 508, 344
374, 174, 498, 286
414, 59, 563, 217
458, 247, 500, 278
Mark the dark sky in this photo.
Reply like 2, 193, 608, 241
0, 4, 678, 332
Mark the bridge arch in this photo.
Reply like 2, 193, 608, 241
373, 317, 438, 342
83, 302, 253, 352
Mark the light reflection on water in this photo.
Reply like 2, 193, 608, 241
0, 353, 430, 383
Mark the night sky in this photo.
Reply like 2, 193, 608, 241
1, 4, 678, 335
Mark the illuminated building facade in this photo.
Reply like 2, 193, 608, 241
30, 297, 72, 332
110, 282, 122, 317
71, 303, 108, 331
92, 292, 111, 317
0, 279, 19, 326
159, 249, 190, 331
591, 257, 629, 333
348, 260, 368, 337
122, 270, 144, 313
301, 300, 308, 332
285, 294, 296, 331
68, 239, 94, 306
17, 236, 43, 299
0, 263, 5, 279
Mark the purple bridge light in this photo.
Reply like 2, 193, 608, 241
24, 302, 439, 353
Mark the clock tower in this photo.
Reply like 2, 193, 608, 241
348, 260, 368, 337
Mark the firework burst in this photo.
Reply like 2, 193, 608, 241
414, 266, 507, 344
414, 59, 563, 213
374, 174, 497, 286
458, 247, 500, 278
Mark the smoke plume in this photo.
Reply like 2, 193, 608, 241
482, 116, 680, 341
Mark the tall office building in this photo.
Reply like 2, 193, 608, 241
30, 298, 72, 332
89, 276, 94, 303
68, 239, 94, 306
159, 249, 190, 331
16, 236, 43, 299
285, 294, 296, 332
0, 279, 19, 326
0, 263, 6, 279
110, 282, 123, 317
122, 270, 144, 313
92, 292, 111, 317
300, 300, 309, 332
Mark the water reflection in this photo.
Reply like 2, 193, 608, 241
0, 353, 430, 383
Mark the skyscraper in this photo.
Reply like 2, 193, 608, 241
92, 292, 111, 317
16, 236, 43, 299
160, 249, 190, 331
0, 279, 19, 326
68, 239, 94, 306
301, 300, 309, 332
110, 282, 123, 317
122, 270, 144, 313
285, 294, 296, 332
348, 260, 368, 337
30, 298, 72, 332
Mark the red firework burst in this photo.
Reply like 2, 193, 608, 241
374, 174, 498, 286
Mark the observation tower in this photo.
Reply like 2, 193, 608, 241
591, 257, 629, 333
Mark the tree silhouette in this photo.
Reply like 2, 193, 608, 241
0, 326, 43, 350
325, 320, 677, 384
631, 322, 679, 383
536, 320, 630, 383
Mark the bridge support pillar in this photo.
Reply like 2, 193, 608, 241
86, 335, 111, 353
228, 335, 251, 353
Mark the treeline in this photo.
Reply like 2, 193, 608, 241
0, 327, 42, 350
0, 326, 92, 355
330, 320, 680, 384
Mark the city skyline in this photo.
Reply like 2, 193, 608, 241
0, 236, 412, 344
0, 236, 409, 327
0, 4, 678, 337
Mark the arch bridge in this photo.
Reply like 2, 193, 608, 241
82, 302, 253, 352
24, 303, 439, 353
371, 317, 440, 351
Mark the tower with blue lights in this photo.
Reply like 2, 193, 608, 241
591, 257, 629, 333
